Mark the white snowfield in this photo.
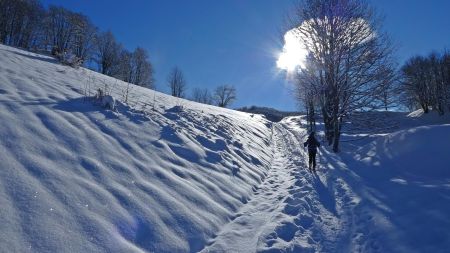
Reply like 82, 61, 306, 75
1, 44, 450, 253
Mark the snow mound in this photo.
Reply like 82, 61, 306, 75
405, 109, 450, 126
355, 124, 450, 179
407, 109, 426, 118
0, 44, 274, 252
344, 124, 450, 252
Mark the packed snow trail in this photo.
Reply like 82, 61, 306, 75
201, 122, 342, 253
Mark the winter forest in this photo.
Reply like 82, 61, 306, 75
1, 0, 450, 252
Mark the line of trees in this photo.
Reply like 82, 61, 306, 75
401, 52, 450, 115
0, 0, 154, 88
191, 87, 214, 105
190, 84, 236, 108
166, 66, 237, 108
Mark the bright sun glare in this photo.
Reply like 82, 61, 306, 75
277, 18, 374, 72
276, 30, 308, 72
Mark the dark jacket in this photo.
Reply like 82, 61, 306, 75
304, 135, 320, 152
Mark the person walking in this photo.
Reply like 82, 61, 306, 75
304, 132, 320, 172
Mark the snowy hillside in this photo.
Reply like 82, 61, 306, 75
1, 44, 450, 253
289, 112, 450, 253
0, 45, 275, 252
339, 123, 450, 252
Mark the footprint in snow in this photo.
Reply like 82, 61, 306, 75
283, 204, 301, 216
294, 215, 314, 229
275, 222, 298, 242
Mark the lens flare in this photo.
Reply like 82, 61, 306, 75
276, 30, 308, 72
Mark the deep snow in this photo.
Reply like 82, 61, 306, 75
1, 44, 450, 253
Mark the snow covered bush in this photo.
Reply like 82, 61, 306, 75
95, 88, 104, 100
56, 50, 83, 68
94, 88, 115, 110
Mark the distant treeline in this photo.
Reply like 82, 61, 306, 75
0, 0, 154, 88
237, 106, 301, 122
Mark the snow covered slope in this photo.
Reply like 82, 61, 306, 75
296, 112, 450, 253
0, 44, 274, 252
341, 124, 450, 252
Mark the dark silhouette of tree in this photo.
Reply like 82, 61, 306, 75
214, 85, 236, 108
167, 67, 186, 98
191, 88, 213, 104
95, 30, 122, 76
290, 0, 395, 152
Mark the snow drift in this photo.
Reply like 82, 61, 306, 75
346, 124, 450, 252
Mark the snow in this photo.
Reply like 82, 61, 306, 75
0, 45, 273, 252
340, 124, 450, 252
1, 44, 450, 253
101, 95, 116, 110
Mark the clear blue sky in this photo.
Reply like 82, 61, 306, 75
40, 0, 450, 111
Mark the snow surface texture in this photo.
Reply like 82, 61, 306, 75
1, 44, 450, 253
0, 45, 273, 252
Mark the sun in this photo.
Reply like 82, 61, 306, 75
276, 29, 308, 72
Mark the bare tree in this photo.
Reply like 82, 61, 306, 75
444, 52, 450, 112
44, 5, 78, 55
401, 51, 450, 115
295, 82, 317, 132
95, 30, 122, 76
373, 65, 399, 111
0, 0, 44, 49
0, 0, 155, 86
290, 0, 395, 152
214, 85, 236, 108
191, 88, 213, 104
71, 13, 97, 63
0, 2, 94, 62
131, 47, 154, 88
116, 47, 154, 88
116, 48, 133, 82
167, 67, 186, 98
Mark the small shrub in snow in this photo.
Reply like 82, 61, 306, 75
56, 51, 83, 68
94, 88, 115, 110
95, 88, 104, 100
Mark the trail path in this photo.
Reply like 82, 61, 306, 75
200, 120, 360, 253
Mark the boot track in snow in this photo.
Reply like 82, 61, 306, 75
201, 122, 345, 253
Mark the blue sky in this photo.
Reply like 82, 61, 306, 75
40, 0, 450, 111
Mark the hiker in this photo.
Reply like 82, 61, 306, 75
304, 132, 320, 172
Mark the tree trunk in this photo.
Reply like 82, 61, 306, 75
423, 104, 429, 113
322, 107, 333, 145
332, 118, 341, 153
